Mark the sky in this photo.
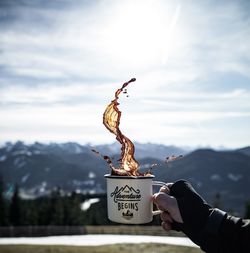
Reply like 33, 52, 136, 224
0, 0, 250, 148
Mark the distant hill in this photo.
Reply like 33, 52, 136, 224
94, 142, 187, 160
0, 141, 187, 197
0, 141, 250, 215
236, 146, 250, 156
0, 141, 106, 197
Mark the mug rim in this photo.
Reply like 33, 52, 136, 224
104, 173, 155, 179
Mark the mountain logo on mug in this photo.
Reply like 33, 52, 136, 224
110, 185, 141, 203
122, 210, 134, 220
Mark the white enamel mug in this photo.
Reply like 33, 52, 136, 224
105, 174, 166, 224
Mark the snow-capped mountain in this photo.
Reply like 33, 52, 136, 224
0, 141, 250, 215
94, 142, 187, 160
0, 141, 186, 198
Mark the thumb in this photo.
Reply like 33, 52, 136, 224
153, 192, 175, 212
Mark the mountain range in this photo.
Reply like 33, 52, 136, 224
0, 141, 250, 215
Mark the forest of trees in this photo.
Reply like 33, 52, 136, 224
0, 177, 113, 226
0, 177, 250, 227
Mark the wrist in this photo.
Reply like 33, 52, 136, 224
204, 208, 227, 236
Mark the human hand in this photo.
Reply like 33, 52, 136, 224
152, 184, 183, 231
153, 180, 212, 238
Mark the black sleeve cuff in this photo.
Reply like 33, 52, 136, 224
196, 209, 227, 252
204, 208, 227, 236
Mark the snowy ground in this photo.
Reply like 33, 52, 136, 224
0, 234, 198, 248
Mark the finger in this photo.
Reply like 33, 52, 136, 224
152, 192, 173, 212
159, 186, 170, 194
150, 195, 155, 201
161, 221, 172, 231
161, 211, 173, 223
166, 183, 174, 189
159, 183, 174, 194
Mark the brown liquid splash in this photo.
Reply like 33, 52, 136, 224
102, 78, 150, 176
92, 78, 183, 175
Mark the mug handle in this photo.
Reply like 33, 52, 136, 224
152, 181, 167, 216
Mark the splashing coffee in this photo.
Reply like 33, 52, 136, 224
100, 78, 150, 176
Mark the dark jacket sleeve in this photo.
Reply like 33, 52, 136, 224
199, 209, 250, 253
218, 214, 250, 253
168, 181, 250, 253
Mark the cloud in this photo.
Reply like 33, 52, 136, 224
1, 0, 250, 86
0, 0, 250, 147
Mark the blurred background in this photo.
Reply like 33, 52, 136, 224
0, 0, 250, 246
